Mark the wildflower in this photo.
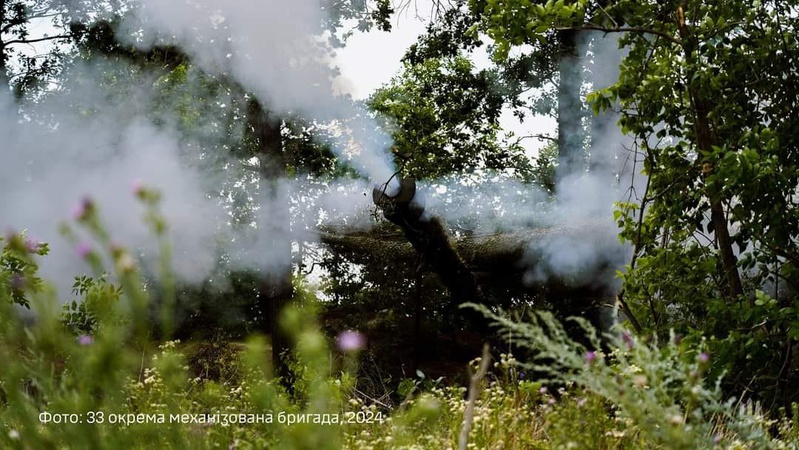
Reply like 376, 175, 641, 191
547, 398, 556, 405
8, 429, 19, 440
585, 351, 597, 365
116, 252, 136, 273
25, 238, 40, 253
622, 331, 634, 348
633, 375, 648, 388
10, 274, 25, 290
518, 371, 525, 380
698, 352, 710, 363
626, 364, 643, 374
713, 434, 722, 445
131, 179, 145, 197
72, 197, 93, 221
76, 242, 92, 259
577, 398, 587, 408
539, 386, 548, 394
337, 330, 365, 352
77, 335, 94, 346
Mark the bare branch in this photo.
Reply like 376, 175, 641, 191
515, 133, 557, 143
558, 24, 681, 46
459, 344, 490, 450
5, 34, 73, 46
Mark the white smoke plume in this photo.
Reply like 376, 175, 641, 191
0, 66, 224, 295
1, 3, 640, 304
122, 0, 397, 183
1, 1, 396, 299
423, 174, 554, 234
519, 32, 639, 291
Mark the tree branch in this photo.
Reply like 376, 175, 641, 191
557, 24, 681, 46
459, 344, 490, 450
515, 133, 557, 143
4, 34, 72, 46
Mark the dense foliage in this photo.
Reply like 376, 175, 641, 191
2, 0, 799, 447
2, 219, 798, 448
470, 0, 799, 406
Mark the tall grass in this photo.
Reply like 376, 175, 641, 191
1, 190, 797, 449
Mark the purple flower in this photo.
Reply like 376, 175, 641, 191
622, 331, 634, 348
72, 203, 86, 221
131, 179, 143, 194
337, 330, 365, 352
77, 335, 94, 346
698, 352, 710, 364
539, 386, 548, 394
72, 197, 93, 221
518, 371, 526, 380
76, 242, 92, 259
10, 274, 25, 290
131, 179, 144, 197
547, 398, 556, 405
25, 239, 40, 253
585, 351, 597, 365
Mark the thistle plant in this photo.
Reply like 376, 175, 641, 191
467, 303, 786, 450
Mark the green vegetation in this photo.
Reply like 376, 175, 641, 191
3, 0, 799, 448
469, 0, 799, 407
1, 198, 798, 448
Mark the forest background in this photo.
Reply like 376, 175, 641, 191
1, 0, 798, 448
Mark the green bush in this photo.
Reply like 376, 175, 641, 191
2, 191, 799, 449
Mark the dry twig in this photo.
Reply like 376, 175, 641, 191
458, 344, 491, 450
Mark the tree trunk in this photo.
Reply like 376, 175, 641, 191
1, 0, 9, 92
556, 28, 585, 180
246, 98, 293, 379
676, 3, 744, 301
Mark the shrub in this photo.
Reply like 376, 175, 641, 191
468, 304, 795, 449
1, 189, 798, 449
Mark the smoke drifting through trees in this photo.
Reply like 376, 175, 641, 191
417, 32, 635, 291
123, 0, 397, 183
0, 64, 222, 293
0, 0, 385, 297
1, 3, 636, 305
523, 32, 635, 290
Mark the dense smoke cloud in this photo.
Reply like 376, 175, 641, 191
1, 4, 639, 303
1, 1, 388, 298
0, 63, 225, 294
523, 32, 638, 291
123, 0, 396, 182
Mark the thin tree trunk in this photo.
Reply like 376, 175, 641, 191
247, 98, 293, 379
676, 3, 744, 301
412, 267, 423, 374
1, 0, 9, 92
556, 28, 585, 180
